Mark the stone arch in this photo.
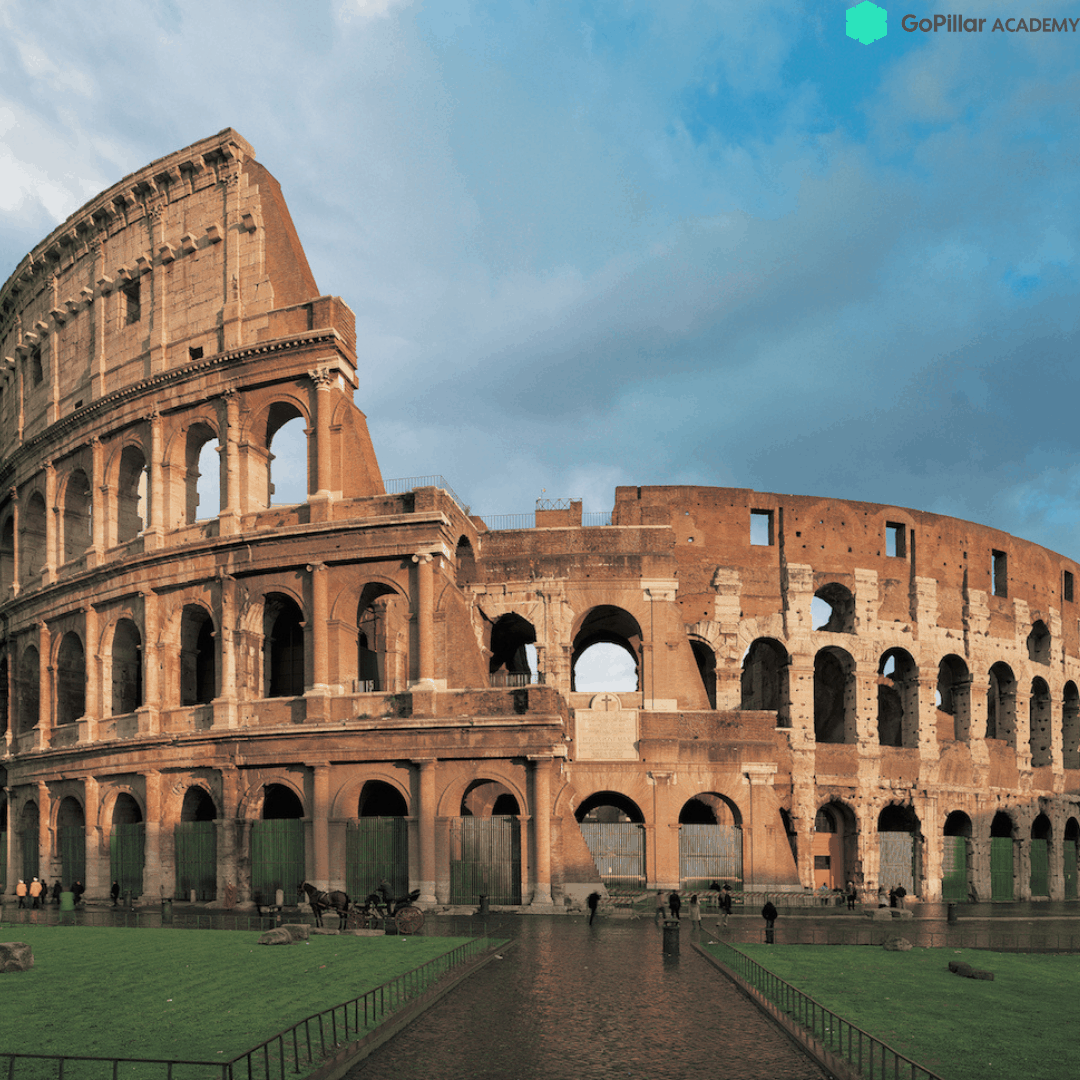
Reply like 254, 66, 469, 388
179, 419, 220, 525
1030, 812, 1053, 897
489, 612, 537, 686
238, 776, 307, 821
356, 581, 409, 692
55, 631, 86, 726
987, 662, 1016, 747
813, 582, 854, 633
180, 786, 217, 822
437, 771, 527, 819
263, 400, 310, 507
357, 779, 410, 817
1029, 677, 1052, 767
574, 791, 646, 824
1064, 682, 1080, 770
263, 592, 305, 697
261, 783, 305, 820
679, 792, 743, 891
16, 643, 40, 732
110, 618, 143, 716
115, 444, 148, 543
678, 792, 741, 826
571, 605, 643, 693
180, 604, 216, 706
19, 489, 46, 581
741, 637, 789, 720
455, 536, 477, 588
57, 795, 86, 887
330, 769, 411, 819
814, 646, 855, 744
60, 467, 92, 563
1027, 620, 1051, 665
878, 648, 917, 748
0, 511, 14, 593
937, 654, 971, 742
814, 800, 858, 891
460, 778, 522, 817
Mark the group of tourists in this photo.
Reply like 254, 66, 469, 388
14, 878, 85, 908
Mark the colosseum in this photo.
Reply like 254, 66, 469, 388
1, 128, 1077, 911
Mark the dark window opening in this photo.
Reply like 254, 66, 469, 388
123, 281, 141, 325
992, 550, 1008, 597
885, 522, 906, 558
750, 509, 773, 546
1065, 571, 1074, 603
31, 348, 43, 386
188, 346, 204, 362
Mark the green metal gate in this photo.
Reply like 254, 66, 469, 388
941, 835, 968, 901
346, 818, 408, 899
1029, 838, 1049, 897
0, 831, 5, 892
878, 833, 916, 894
1064, 840, 1077, 900
449, 817, 521, 905
174, 822, 217, 900
990, 836, 1014, 901
250, 819, 305, 899
59, 825, 85, 888
679, 824, 743, 891
579, 822, 646, 889
21, 825, 38, 882
111, 823, 145, 897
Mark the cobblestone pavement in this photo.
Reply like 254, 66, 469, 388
345, 916, 830, 1080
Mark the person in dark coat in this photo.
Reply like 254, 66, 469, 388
762, 899, 778, 943
72, 881, 85, 906
51, 881, 61, 905
111, 881, 120, 907
719, 883, 734, 927
668, 891, 681, 920
586, 891, 601, 925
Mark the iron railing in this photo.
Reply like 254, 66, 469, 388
479, 511, 613, 530
488, 672, 546, 687
383, 475, 470, 516
714, 941, 946, 1080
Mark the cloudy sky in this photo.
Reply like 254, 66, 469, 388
3, 1, 1080, 560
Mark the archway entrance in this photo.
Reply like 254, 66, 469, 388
877, 804, 920, 895
19, 802, 38, 882
111, 794, 144, 898
251, 785, 305, 902
813, 803, 855, 891
57, 797, 86, 889
1030, 814, 1051, 897
346, 781, 409, 899
990, 812, 1015, 901
575, 792, 646, 890
942, 811, 972, 901
175, 788, 217, 900
449, 780, 522, 905
1065, 819, 1079, 900
678, 794, 742, 891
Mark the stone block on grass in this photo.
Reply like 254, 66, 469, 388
0, 942, 33, 972
882, 937, 912, 951
257, 928, 293, 946
281, 923, 310, 941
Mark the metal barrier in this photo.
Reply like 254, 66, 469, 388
383, 475, 470, 515
715, 941, 946, 1080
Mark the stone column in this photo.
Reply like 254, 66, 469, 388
214, 575, 238, 729
144, 409, 164, 546
311, 765, 330, 892
218, 766, 242, 902
84, 776, 102, 899
148, 203, 167, 374
144, 771, 162, 900
4, 789, 15, 896
529, 757, 553, 907
37, 621, 51, 748
743, 763, 780, 889
219, 387, 241, 536
138, 589, 160, 734
309, 367, 334, 503
37, 781, 51, 883
8, 488, 18, 596
83, 604, 98, 740
308, 562, 329, 691
649, 771, 679, 890
43, 460, 56, 581
415, 759, 437, 905
90, 437, 105, 565
411, 554, 434, 686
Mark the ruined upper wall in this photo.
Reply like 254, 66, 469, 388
0, 129, 355, 457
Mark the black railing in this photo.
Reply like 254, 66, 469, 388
383, 475, 470, 515
714, 941, 946, 1080
488, 672, 546, 687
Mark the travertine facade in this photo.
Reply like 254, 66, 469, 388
1, 130, 1077, 908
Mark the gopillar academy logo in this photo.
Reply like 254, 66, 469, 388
846, 2, 1080, 42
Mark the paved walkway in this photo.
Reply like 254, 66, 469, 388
345, 915, 829, 1080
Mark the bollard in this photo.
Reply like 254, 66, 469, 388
662, 918, 680, 955
162, 899, 173, 925
478, 894, 490, 916
125, 890, 134, 910
947, 903, 957, 924
190, 889, 196, 904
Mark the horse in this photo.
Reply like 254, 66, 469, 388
297, 882, 352, 929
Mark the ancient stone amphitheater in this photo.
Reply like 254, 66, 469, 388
1, 129, 1077, 909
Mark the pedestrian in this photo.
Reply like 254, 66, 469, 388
586, 891, 601, 925
847, 881, 857, 910
818, 883, 830, 906
72, 881, 85, 906
895, 884, 907, 909
877, 885, 888, 908
111, 880, 120, 907
655, 891, 666, 922
51, 881, 61, 905
668, 891, 681, 920
29, 877, 42, 909
889, 886, 898, 908
688, 893, 701, 925
16, 879, 27, 908
39, 879, 49, 905
719, 883, 733, 927
762, 898, 778, 944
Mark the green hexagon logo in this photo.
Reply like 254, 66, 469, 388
847, 1, 887, 44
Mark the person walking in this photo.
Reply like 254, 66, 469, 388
654, 891, 666, 922
846, 881, 857, 910
586, 891, 601, 925
719, 883, 733, 927
51, 880, 61, 905
29, 877, 42, 909
72, 881, 85, 906
688, 893, 701, 926
111, 881, 120, 907
762, 899, 778, 944
668, 891, 681, 920
16, 879, 27, 908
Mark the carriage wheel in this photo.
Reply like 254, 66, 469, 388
394, 905, 424, 935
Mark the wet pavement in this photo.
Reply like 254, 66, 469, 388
345, 915, 830, 1080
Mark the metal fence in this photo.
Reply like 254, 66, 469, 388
714, 941, 946, 1080
383, 476, 469, 516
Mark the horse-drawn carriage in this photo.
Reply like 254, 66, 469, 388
298, 882, 425, 934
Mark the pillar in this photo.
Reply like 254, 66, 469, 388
309, 367, 334, 502
411, 553, 434, 685
139, 589, 160, 734
219, 387, 241, 536
145, 410, 164, 544
83, 604, 98, 740
649, 771, 679, 890
8, 488, 18, 596
308, 562, 329, 691
37, 621, 51, 749
90, 436, 105, 564
743, 763, 779, 889
144, 771, 162, 900
529, 757, 553, 907
43, 460, 56, 580
84, 776, 102, 899
37, 781, 51, 883
415, 759, 437, 905
311, 765, 330, 892
218, 766, 242, 902
214, 574, 238, 729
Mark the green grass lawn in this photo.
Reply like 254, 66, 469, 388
709, 943, 1080, 1080
0, 926, 488, 1066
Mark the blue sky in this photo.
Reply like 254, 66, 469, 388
3, 1, 1080, 561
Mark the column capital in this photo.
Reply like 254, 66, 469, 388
743, 762, 778, 785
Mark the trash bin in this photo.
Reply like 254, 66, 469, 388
478, 895, 490, 916
662, 918, 680, 955
162, 899, 173, 925
947, 903, 957, 924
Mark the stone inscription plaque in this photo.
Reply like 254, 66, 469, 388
576, 706, 639, 760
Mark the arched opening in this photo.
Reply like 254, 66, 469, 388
0, 653, 7, 737
252, 784, 306, 904
263, 594, 305, 698
1027, 620, 1051, 665
19, 801, 39, 882
185, 422, 220, 524
56, 632, 86, 726
489, 613, 537, 687
111, 619, 143, 715
111, 793, 144, 899
1030, 677, 1052, 767
877, 803, 920, 896
813, 582, 854, 633
575, 791, 646, 890
678, 793, 742, 891
571, 606, 642, 693
741, 638, 789, 721
347, 781, 410, 899
19, 492, 46, 582
937, 655, 971, 742
117, 445, 147, 543
450, 779, 522, 904
62, 469, 92, 563
878, 649, 917, 748
0, 515, 14, 593
986, 663, 1016, 747
990, 810, 1016, 901
357, 583, 405, 693
175, 788, 217, 901
1064, 818, 1079, 900
690, 640, 717, 709
814, 802, 858, 893
942, 811, 972, 901
57, 796, 86, 890
814, 646, 855, 744
266, 405, 307, 506
455, 536, 476, 588
1064, 683, 1080, 771
180, 606, 215, 706
17, 645, 39, 733
1030, 813, 1052, 897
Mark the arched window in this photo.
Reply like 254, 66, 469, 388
117, 446, 147, 543
990, 810, 1015, 901
185, 423, 220, 524
266, 405, 307, 506
111, 793, 145, 898
56, 632, 86, 725
937, 655, 971, 742
741, 638, 789, 721
987, 663, 1016, 746
111, 619, 143, 715
0, 515, 13, 592
264, 594, 304, 697
17, 645, 39, 732
690, 640, 717, 709
357, 584, 407, 692
62, 469, 92, 562
455, 537, 476, 588
813, 582, 854, 633
1027, 620, 1051, 665
1030, 813, 1053, 897
19, 492, 46, 581
571, 606, 642, 692
489, 613, 537, 687
358, 780, 408, 818
180, 606, 215, 705
878, 649, 917, 748
1029, 677, 1051, 767
942, 810, 972, 901
814, 647, 854, 743
58, 796, 86, 886
877, 803, 920, 895
1064, 682, 1080, 770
